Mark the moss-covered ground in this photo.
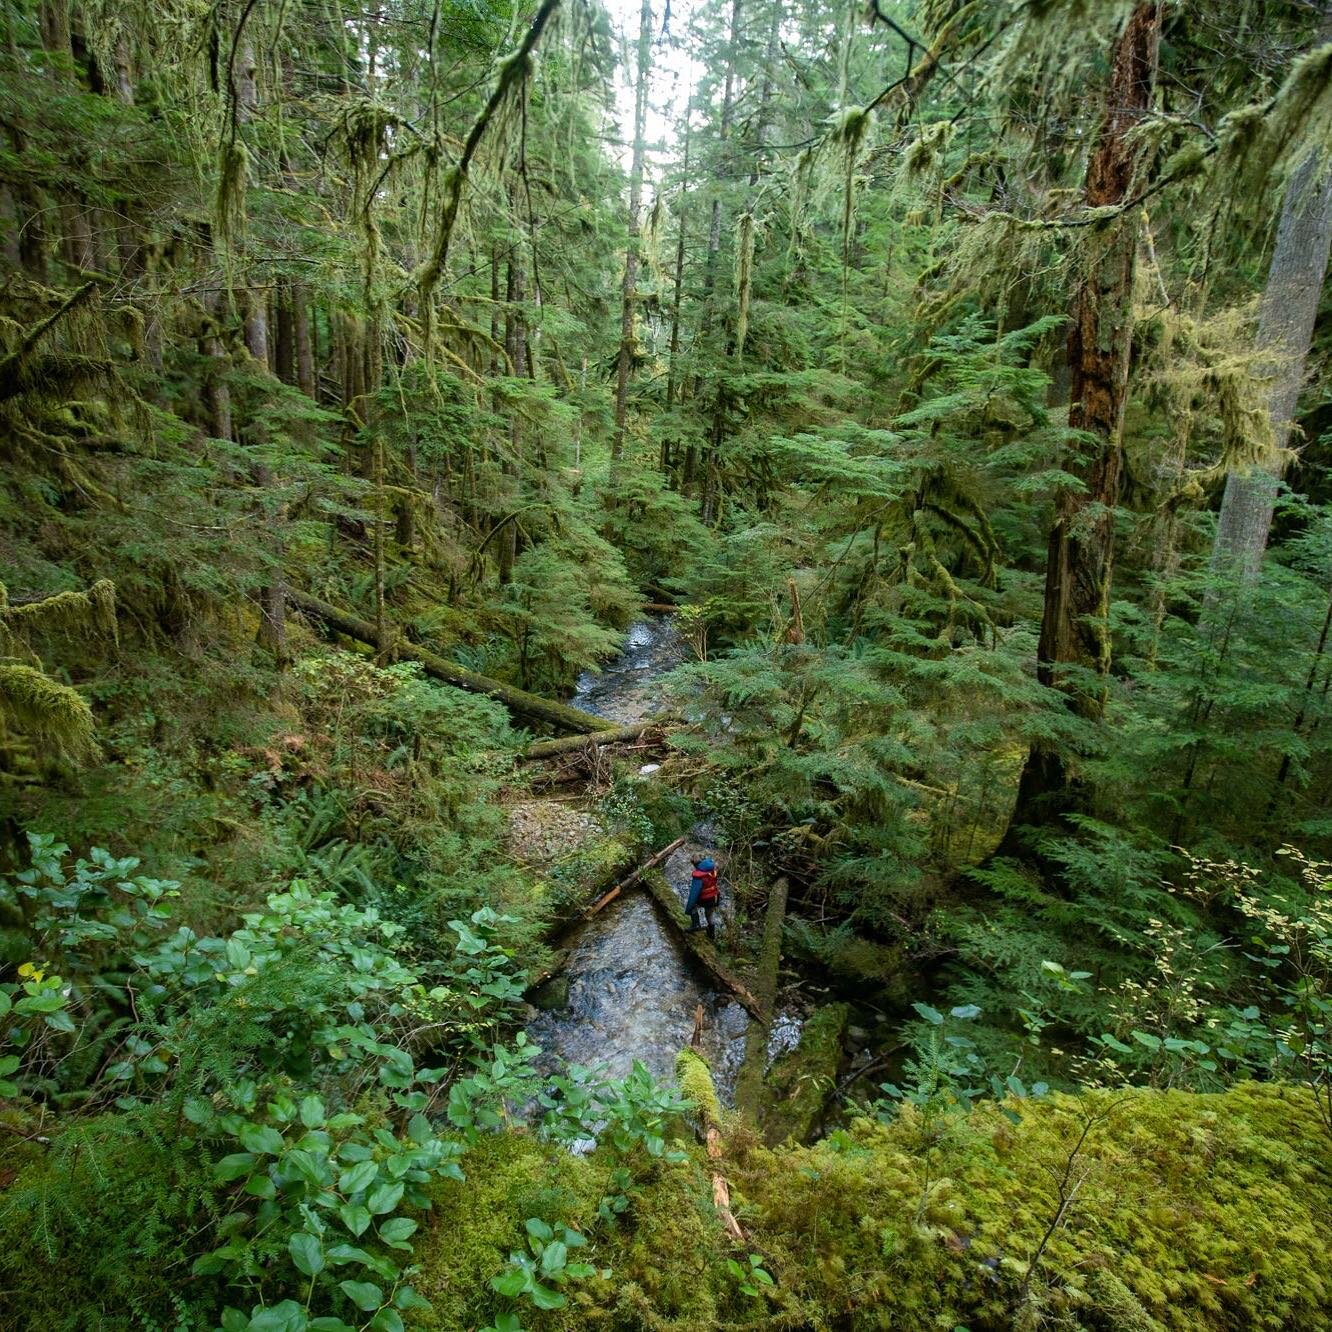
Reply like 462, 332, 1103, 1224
409, 1081, 1332, 1331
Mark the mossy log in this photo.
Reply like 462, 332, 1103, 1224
579, 836, 689, 921
734, 877, 789, 1118
288, 589, 610, 735
641, 871, 763, 1017
522, 718, 672, 761
676, 1047, 745, 1243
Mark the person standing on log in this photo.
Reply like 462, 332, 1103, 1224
686, 855, 721, 939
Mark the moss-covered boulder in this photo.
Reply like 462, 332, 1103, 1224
738, 1081, 1332, 1330
761, 1001, 849, 1145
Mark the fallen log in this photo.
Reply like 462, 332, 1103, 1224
734, 877, 789, 1118
579, 836, 688, 921
676, 1045, 745, 1243
522, 718, 671, 761
288, 589, 610, 735
640, 602, 677, 614
641, 871, 763, 1018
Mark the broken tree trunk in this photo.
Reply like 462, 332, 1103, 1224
287, 589, 611, 735
578, 836, 688, 921
641, 872, 762, 1017
676, 1045, 745, 1243
522, 718, 672, 761
734, 877, 789, 1118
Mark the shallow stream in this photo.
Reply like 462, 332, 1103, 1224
525, 618, 791, 1104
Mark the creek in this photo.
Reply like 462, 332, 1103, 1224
525, 618, 801, 1104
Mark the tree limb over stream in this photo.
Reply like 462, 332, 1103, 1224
287, 589, 612, 735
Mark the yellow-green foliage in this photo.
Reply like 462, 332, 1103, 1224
407, 1082, 1332, 1331
415, 1132, 732, 1330
0, 578, 115, 764
761, 1002, 848, 1146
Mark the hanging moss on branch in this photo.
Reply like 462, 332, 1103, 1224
413, 0, 562, 339
0, 663, 98, 763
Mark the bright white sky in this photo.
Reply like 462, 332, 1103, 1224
601, 0, 705, 190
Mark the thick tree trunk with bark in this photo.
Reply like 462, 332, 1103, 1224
696, 0, 742, 517
1008, 2, 1162, 832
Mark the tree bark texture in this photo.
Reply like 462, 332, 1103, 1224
1010, 2, 1162, 825
610, 0, 652, 469
1210, 6, 1332, 581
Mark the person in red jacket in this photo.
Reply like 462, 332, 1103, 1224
686, 855, 720, 939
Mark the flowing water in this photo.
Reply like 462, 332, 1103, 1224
525, 618, 756, 1101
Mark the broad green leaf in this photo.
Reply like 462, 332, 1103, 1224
378, 1216, 417, 1246
289, 1230, 324, 1277
339, 1280, 383, 1312
214, 1152, 259, 1182
338, 1203, 372, 1237
338, 1160, 378, 1195
366, 1181, 403, 1215
239, 1124, 285, 1156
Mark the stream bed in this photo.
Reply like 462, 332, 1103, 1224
524, 618, 785, 1104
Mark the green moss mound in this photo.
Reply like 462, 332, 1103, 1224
4, 1083, 1326, 1329
739, 1081, 1332, 1330
405, 1082, 1332, 1331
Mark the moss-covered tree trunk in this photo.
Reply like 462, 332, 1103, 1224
1209, 5, 1332, 585
1007, 1, 1162, 834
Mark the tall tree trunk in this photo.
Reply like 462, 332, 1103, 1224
275, 281, 296, 384
293, 283, 316, 396
698, 0, 743, 523
201, 291, 233, 443
663, 107, 692, 483
1209, 5, 1332, 582
499, 257, 526, 585
1006, 2, 1162, 834
610, 0, 652, 474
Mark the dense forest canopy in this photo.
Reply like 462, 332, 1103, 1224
2, 0, 1332, 1328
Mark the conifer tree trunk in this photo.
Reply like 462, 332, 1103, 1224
663, 106, 691, 483
275, 281, 295, 384
698, 0, 743, 523
292, 283, 316, 397
499, 257, 526, 585
233, 34, 288, 667
1007, 2, 1162, 832
610, 0, 652, 474
1209, 5, 1332, 583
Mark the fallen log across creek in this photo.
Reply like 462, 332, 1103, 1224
678, 1037, 746, 1243
287, 589, 612, 735
522, 718, 674, 761
640, 871, 763, 1018
524, 838, 764, 1019
579, 835, 688, 920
